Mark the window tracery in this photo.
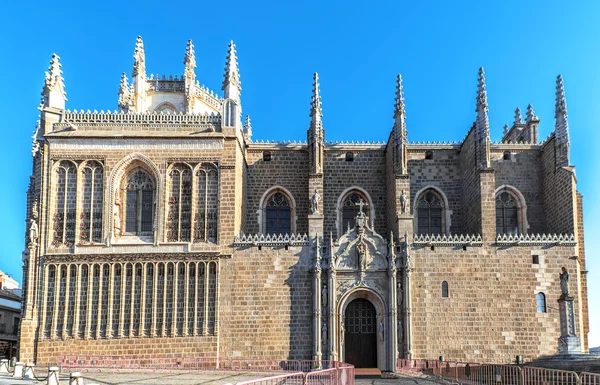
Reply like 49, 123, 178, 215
119, 168, 155, 237
341, 191, 370, 231
194, 164, 219, 243
80, 161, 104, 243
496, 191, 519, 235
416, 189, 444, 235
264, 191, 292, 235
53, 161, 77, 247
167, 164, 193, 242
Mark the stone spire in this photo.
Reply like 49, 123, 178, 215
41, 54, 67, 110
503, 124, 509, 137
118, 73, 131, 113
514, 108, 523, 125
308, 72, 324, 175
222, 40, 241, 101
526, 104, 538, 124
184, 39, 196, 85
474, 67, 490, 169
554, 75, 570, 166
243, 114, 253, 142
132, 36, 146, 79
393, 74, 408, 174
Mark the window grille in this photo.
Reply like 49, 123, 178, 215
264, 191, 291, 235
53, 161, 77, 247
80, 161, 103, 243
194, 165, 219, 243
417, 190, 443, 235
496, 191, 519, 235
123, 169, 155, 236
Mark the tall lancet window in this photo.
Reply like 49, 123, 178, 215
416, 189, 444, 235
496, 191, 519, 235
167, 164, 193, 242
223, 99, 237, 127
194, 164, 219, 243
80, 161, 104, 243
123, 168, 155, 236
341, 191, 370, 231
53, 160, 77, 247
264, 191, 292, 235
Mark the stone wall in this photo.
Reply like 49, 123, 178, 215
410, 244, 581, 363
459, 129, 482, 234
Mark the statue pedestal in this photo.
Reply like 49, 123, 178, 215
557, 295, 581, 355
396, 213, 413, 242
308, 214, 324, 237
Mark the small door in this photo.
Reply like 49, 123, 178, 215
344, 298, 377, 368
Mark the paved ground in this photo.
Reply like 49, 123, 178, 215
0, 371, 441, 385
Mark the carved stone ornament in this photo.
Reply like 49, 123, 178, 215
311, 189, 321, 215
400, 190, 407, 213
29, 219, 39, 245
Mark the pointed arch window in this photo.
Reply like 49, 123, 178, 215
416, 189, 444, 235
167, 164, 193, 242
53, 160, 77, 247
264, 191, 292, 235
194, 164, 219, 243
496, 191, 520, 235
80, 161, 104, 243
341, 191, 370, 232
122, 168, 155, 236
536, 293, 546, 313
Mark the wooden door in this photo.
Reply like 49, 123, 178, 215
344, 298, 377, 368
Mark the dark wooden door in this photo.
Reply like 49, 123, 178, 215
344, 298, 377, 368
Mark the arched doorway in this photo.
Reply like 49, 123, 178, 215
344, 298, 377, 368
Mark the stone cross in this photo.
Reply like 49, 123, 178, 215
355, 198, 365, 215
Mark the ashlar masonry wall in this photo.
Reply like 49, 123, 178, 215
410, 244, 581, 363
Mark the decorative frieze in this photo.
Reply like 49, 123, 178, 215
233, 233, 309, 247
413, 234, 483, 247
495, 233, 576, 246
48, 139, 224, 151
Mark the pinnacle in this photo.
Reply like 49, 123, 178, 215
526, 104, 537, 123
503, 124, 509, 136
222, 40, 240, 91
184, 39, 196, 68
310, 72, 322, 118
132, 36, 146, 78
514, 108, 523, 125
394, 74, 405, 119
44, 53, 66, 97
476, 67, 488, 112
555, 74, 567, 118
244, 114, 252, 130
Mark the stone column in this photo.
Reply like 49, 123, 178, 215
52, 266, 60, 339
183, 262, 189, 337
152, 262, 158, 337
172, 263, 178, 337
193, 262, 199, 336
119, 264, 126, 337
74, 264, 82, 338
558, 295, 582, 354
387, 254, 398, 372
403, 252, 413, 359
140, 262, 147, 336
85, 265, 93, 339
162, 265, 168, 337
312, 237, 322, 362
107, 264, 115, 338
328, 269, 337, 362
95, 265, 103, 339
203, 263, 209, 336
62, 266, 71, 338
130, 265, 136, 336
40, 265, 50, 339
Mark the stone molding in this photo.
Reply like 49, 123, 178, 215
49, 139, 224, 151
233, 233, 309, 247
413, 234, 483, 247
41, 252, 222, 263
495, 233, 576, 246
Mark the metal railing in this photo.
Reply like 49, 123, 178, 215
398, 359, 599, 385
235, 371, 305, 385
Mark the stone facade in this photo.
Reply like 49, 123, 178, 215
18, 38, 589, 370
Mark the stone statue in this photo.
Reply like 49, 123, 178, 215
400, 190, 407, 213
322, 285, 328, 308
560, 267, 569, 297
310, 189, 321, 215
379, 319, 385, 341
398, 320, 404, 347
340, 321, 345, 346
113, 197, 122, 235
28, 218, 39, 245
357, 241, 367, 271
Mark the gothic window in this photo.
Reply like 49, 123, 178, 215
263, 191, 292, 235
496, 191, 519, 235
122, 168, 155, 237
341, 191, 370, 231
80, 161, 104, 244
53, 161, 77, 247
416, 189, 444, 235
194, 164, 219, 243
155, 103, 178, 114
536, 293, 546, 313
442, 281, 449, 298
167, 164, 193, 242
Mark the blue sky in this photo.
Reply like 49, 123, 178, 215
1, 1, 599, 348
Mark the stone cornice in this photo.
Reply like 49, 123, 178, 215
41, 252, 226, 264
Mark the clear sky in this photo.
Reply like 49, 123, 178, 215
1, 0, 599, 348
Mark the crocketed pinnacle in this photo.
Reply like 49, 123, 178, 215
554, 75, 570, 145
514, 108, 523, 125
244, 114, 252, 140
132, 36, 146, 78
45, 54, 66, 96
503, 124, 509, 136
476, 67, 488, 112
222, 40, 240, 92
309, 72, 322, 119
184, 39, 196, 69
393, 74, 405, 120
526, 104, 537, 124
118, 72, 130, 110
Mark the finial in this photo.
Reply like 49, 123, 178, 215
476, 67, 488, 112
132, 36, 146, 78
118, 72, 131, 112
222, 40, 241, 94
184, 39, 196, 69
526, 104, 538, 124
310, 72, 322, 118
244, 114, 252, 141
503, 124, 509, 136
41, 53, 67, 109
555, 74, 568, 118
514, 108, 523, 125
394, 74, 405, 119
